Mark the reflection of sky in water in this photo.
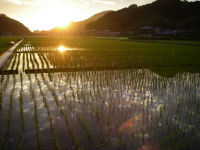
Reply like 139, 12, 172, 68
0, 68, 200, 149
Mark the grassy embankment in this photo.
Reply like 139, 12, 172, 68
0, 36, 18, 56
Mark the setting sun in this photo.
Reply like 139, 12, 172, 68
13, 1, 85, 31
57, 22, 72, 29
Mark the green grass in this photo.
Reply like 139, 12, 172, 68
0, 36, 18, 55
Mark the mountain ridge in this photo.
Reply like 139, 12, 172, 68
67, 10, 114, 31
86, 0, 200, 31
0, 14, 31, 36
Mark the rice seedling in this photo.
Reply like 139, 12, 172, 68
16, 53, 21, 70
30, 53, 35, 69
40, 53, 50, 69
0, 72, 4, 83
26, 52, 29, 69
38, 53, 45, 69
19, 89, 24, 130
10, 53, 17, 70
29, 75, 41, 150
32, 53, 40, 69
76, 113, 93, 146
0, 82, 15, 149
22, 53, 25, 71
3, 74, 9, 91
37, 78, 60, 150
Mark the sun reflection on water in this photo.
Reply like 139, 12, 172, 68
58, 46, 71, 52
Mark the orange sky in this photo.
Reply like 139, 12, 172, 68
0, 0, 157, 31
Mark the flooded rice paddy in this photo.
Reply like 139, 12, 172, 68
0, 42, 200, 150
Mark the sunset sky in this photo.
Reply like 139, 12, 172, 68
0, 0, 157, 31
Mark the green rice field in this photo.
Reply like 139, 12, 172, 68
0, 37, 200, 150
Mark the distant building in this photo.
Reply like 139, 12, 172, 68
138, 26, 155, 36
159, 29, 179, 36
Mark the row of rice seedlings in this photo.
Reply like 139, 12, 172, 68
26, 52, 30, 70
0, 75, 16, 149
6, 54, 15, 70
17, 48, 25, 72
78, 72, 127, 147
15, 41, 25, 52
0, 63, 15, 91
40, 53, 50, 69
76, 113, 98, 148
17, 43, 33, 53
36, 76, 60, 150
32, 53, 40, 69
22, 52, 25, 71
2, 74, 10, 91
10, 53, 18, 70
10, 92, 24, 150
0, 72, 4, 85
16, 53, 21, 70
15, 77, 24, 150
29, 53, 35, 69
50, 88, 82, 150
19, 73, 24, 130
42, 72, 83, 150
26, 53, 35, 69
28, 75, 41, 149
0, 53, 13, 78
37, 53, 45, 69
39, 53, 53, 80
0, 54, 13, 92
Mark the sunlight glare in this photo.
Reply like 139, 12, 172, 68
22, 2, 80, 31
58, 22, 72, 29
58, 46, 71, 52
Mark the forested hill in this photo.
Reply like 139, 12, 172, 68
86, 0, 200, 31
67, 10, 113, 31
0, 14, 31, 35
